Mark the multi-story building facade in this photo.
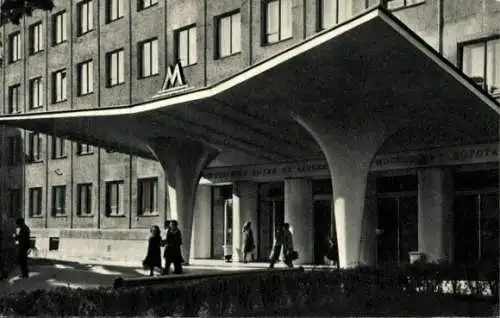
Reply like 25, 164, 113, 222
0, 0, 498, 266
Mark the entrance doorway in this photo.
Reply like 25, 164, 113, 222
257, 182, 284, 261
313, 199, 333, 265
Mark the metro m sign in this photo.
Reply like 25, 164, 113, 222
155, 61, 188, 96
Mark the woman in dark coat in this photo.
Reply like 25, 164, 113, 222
143, 225, 162, 276
242, 221, 255, 263
163, 220, 184, 274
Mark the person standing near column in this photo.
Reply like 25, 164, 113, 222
12, 218, 30, 278
242, 221, 255, 263
143, 225, 162, 276
282, 223, 296, 268
163, 220, 184, 274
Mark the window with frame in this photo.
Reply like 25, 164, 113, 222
138, 0, 158, 11
8, 32, 21, 63
8, 188, 22, 218
216, 11, 241, 58
317, 0, 353, 30
52, 185, 67, 216
8, 84, 21, 114
175, 25, 197, 67
29, 22, 44, 54
106, 49, 125, 86
77, 0, 94, 35
52, 69, 67, 103
107, 0, 124, 23
8, 136, 22, 165
263, 0, 293, 44
77, 183, 93, 216
106, 181, 124, 216
77, 143, 93, 155
77, 60, 93, 95
387, 0, 425, 10
29, 187, 43, 217
138, 178, 158, 216
51, 137, 66, 159
138, 38, 159, 78
460, 37, 500, 96
29, 77, 44, 109
52, 11, 68, 45
28, 132, 43, 162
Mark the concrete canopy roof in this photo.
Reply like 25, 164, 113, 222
0, 6, 498, 163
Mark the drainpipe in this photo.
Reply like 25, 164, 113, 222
437, 0, 444, 55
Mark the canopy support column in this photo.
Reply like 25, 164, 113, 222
149, 137, 219, 264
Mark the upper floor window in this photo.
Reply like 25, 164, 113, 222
139, 38, 159, 78
387, 0, 425, 10
107, 49, 125, 86
77, 60, 94, 95
52, 137, 66, 159
77, 0, 94, 35
138, 0, 158, 11
52, 11, 68, 45
8, 32, 21, 63
52, 185, 67, 216
29, 187, 43, 217
460, 37, 500, 96
77, 183, 93, 216
29, 22, 44, 54
52, 69, 67, 103
263, 0, 293, 44
216, 11, 241, 58
28, 132, 43, 162
77, 143, 93, 155
106, 181, 124, 216
138, 178, 158, 216
29, 77, 44, 109
175, 25, 197, 67
8, 136, 22, 165
107, 0, 125, 23
8, 84, 21, 114
318, 0, 353, 30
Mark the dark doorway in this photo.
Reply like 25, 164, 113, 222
313, 199, 333, 265
257, 182, 284, 261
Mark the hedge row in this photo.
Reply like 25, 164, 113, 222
0, 263, 498, 316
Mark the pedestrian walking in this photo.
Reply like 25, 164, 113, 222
163, 220, 183, 274
242, 221, 255, 263
269, 223, 297, 268
12, 218, 30, 278
142, 225, 162, 276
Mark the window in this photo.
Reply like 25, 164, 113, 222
77, 143, 93, 155
175, 25, 197, 67
318, 0, 353, 30
460, 37, 500, 96
8, 136, 22, 165
216, 11, 241, 58
263, 0, 293, 44
8, 84, 21, 114
77, 60, 93, 95
52, 185, 67, 216
51, 137, 66, 159
8, 32, 21, 63
29, 77, 44, 109
8, 188, 22, 218
387, 0, 425, 10
139, 38, 159, 78
29, 187, 43, 217
106, 49, 125, 86
28, 132, 43, 162
106, 181, 124, 216
77, 0, 94, 35
52, 11, 68, 45
138, 178, 158, 215
107, 0, 124, 22
138, 0, 158, 11
52, 69, 67, 103
29, 22, 44, 54
77, 183, 93, 216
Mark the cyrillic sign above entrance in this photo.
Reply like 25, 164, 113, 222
201, 143, 498, 184
154, 62, 190, 97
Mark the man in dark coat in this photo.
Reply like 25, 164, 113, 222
163, 220, 183, 274
12, 218, 30, 278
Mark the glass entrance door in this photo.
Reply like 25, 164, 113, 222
258, 198, 284, 260
313, 199, 333, 265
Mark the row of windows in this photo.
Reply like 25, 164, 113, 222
8, 177, 159, 218
5, 134, 111, 165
